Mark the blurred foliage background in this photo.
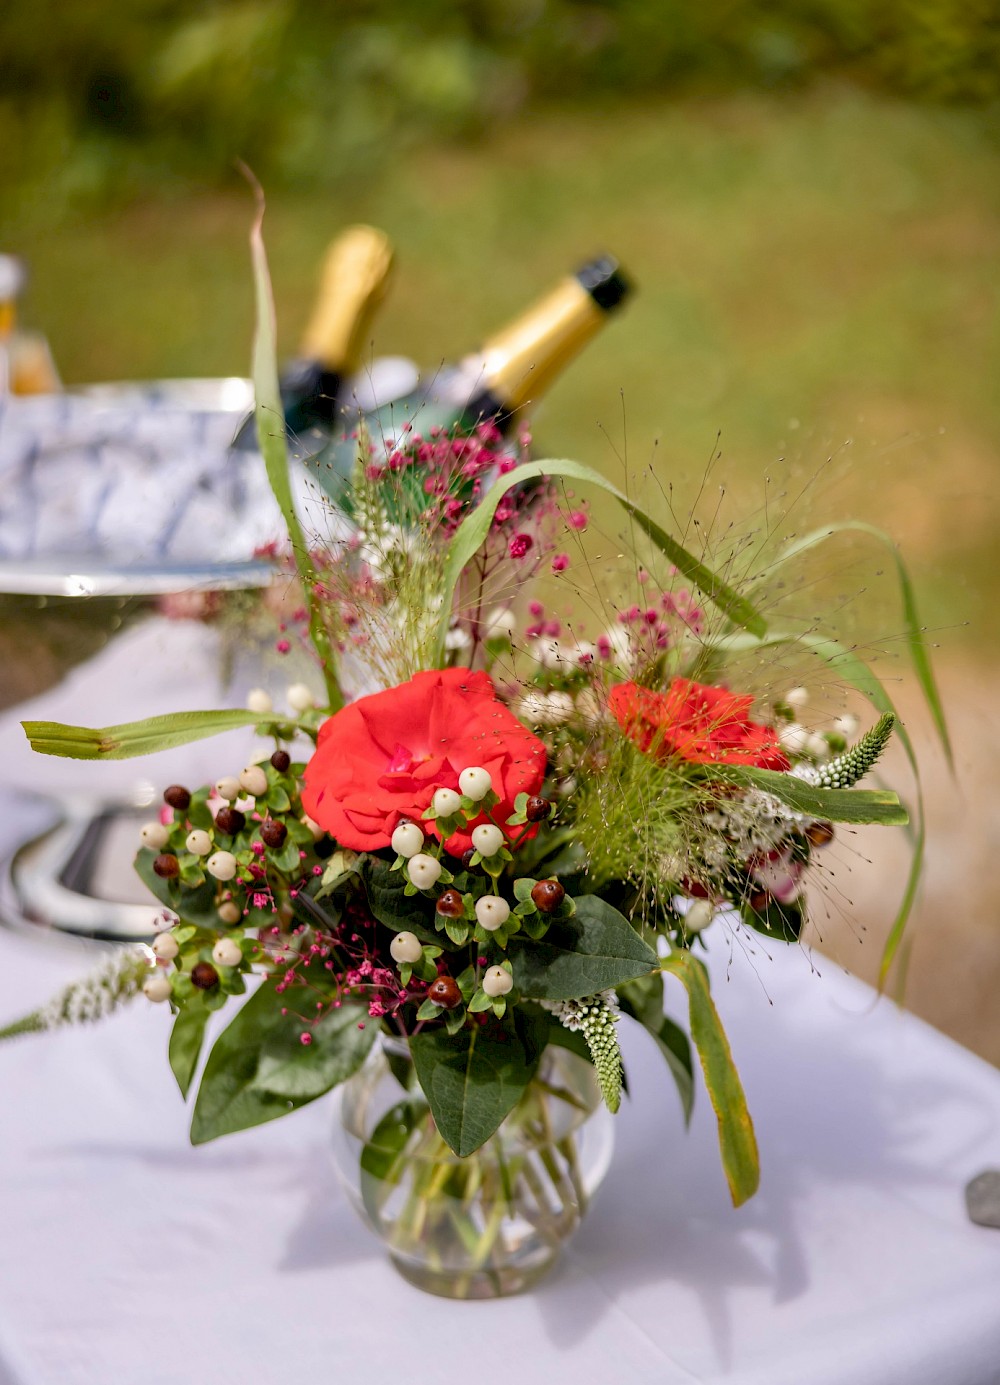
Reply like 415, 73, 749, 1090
2, 1, 1000, 1057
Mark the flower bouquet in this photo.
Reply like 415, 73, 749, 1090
3, 211, 948, 1300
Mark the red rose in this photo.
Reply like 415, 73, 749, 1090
608, 677, 789, 771
302, 668, 547, 854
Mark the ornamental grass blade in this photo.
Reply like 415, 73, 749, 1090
662, 950, 759, 1207
434, 458, 766, 662
244, 169, 341, 710
22, 709, 270, 760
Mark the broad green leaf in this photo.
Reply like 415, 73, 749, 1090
247, 179, 341, 710
23, 709, 269, 761
169, 998, 210, 1099
507, 894, 658, 1001
255, 1002, 378, 1099
433, 458, 766, 662
618, 974, 694, 1124
357, 855, 457, 947
134, 848, 221, 928
190, 978, 372, 1143
410, 1014, 543, 1157
662, 950, 759, 1207
706, 766, 908, 825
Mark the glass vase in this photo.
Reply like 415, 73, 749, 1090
330, 1037, 614, 1299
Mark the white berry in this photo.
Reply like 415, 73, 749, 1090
807, 732, 830, 760
217, 900, 241, 925
459, 766, 492, 800
685, 899, 715, 933
239, 765, 269, 797
834, 713, 859, 739
471, 823, 504, 858
390, 931, 423, 964
151, 931, 179, 961
140, 821, 169, 850
391, 822, 424, 858
246, 688, 273, 714
212, 937, 243, 967
207, 850, 237, 881
407, 854, 442, 890
143, 972, 172, 1003
432, 787, 462, 817
475, 896, 510, 931
785, 686, 809, 711
286, 682, 315, 712
779, 723, 810, 754
185, 829, 212, 856
215, 776, 241, 801
482, 966, 513, 998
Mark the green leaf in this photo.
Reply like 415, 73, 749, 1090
507, 895, 658, 1001
255, 1002, 378, 1099
190, 979, 372, 1143
662, 950, 759, 1207
618, 974, 694, 1125
246, 177, 341, 710
410, 1014, 543, 1157
705, 765, 908, 825
168, 998, 210, 1099
741, 895, 804, 943
359, 1097, 426, 1224
134, 849, 221, 928
357, 855, 451, 946
433, 458, 767, 662
22, 709, 270, 761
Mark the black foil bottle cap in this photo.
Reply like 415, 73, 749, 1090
574, 255, 632, 312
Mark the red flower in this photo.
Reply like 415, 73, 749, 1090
302, 668, 547, 854
608, 677, 789, 771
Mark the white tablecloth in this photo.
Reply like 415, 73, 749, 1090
1, 624, 999, 1384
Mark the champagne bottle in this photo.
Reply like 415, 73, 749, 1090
234, 225, 394, 448
0, 255, 61, 396
308, 254, 632, 498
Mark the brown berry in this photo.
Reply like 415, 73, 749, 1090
681, 877, 711, 899
530, 879, 565, 913
270, 749, 291, 772
260, 818, 288, 848
215, 806, 246, 836
191, 961, 219, 990
525, 796, 552, 823
153, 853, 179, 879
427, 976, 462, 1009
163, 785, 191, 811
806, 821, 835, 849
435, 888, 465, 919
748, 889, 770, 913
461, 848, 477, 870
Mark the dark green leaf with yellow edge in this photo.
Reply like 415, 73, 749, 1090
190, 979, 374, 1143
662, 950, 759, 1207
22, 709, 270, 761
507, 894, 658, 1001
706, 765, 908, 825
410, 1011, 545, 1157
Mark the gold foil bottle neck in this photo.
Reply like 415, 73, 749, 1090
472, 277, 606, 414
298, 225, 394, 372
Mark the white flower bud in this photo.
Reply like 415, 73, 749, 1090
471, 823, 504, 858
286, 683, 316, 713
785, 687, 809, 711
519, 690, 575, 727
152, 931, 179, 961
484, 606, 515, 641
475, 896, 510, 931
212, 937, 243, 968
458, 766, 492, 801
390, 931, 423, 964
239, 765, 269, 797
432, 788, 462, 817
217, 900, 242, 925
407, 854, 442, 891
482, 966, 513, 998
685, 899, 715, 933
807, 732, 830, 760
834, 713, 859, 739
140, 821, 169, 850
207, 851, 237, 882
143, 972, 172, 1003
215, 777, 241, 802
246, 688, 273, 715
185, 829, 212, 857
779, 723, 810, 754
391, 822, 424, 858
